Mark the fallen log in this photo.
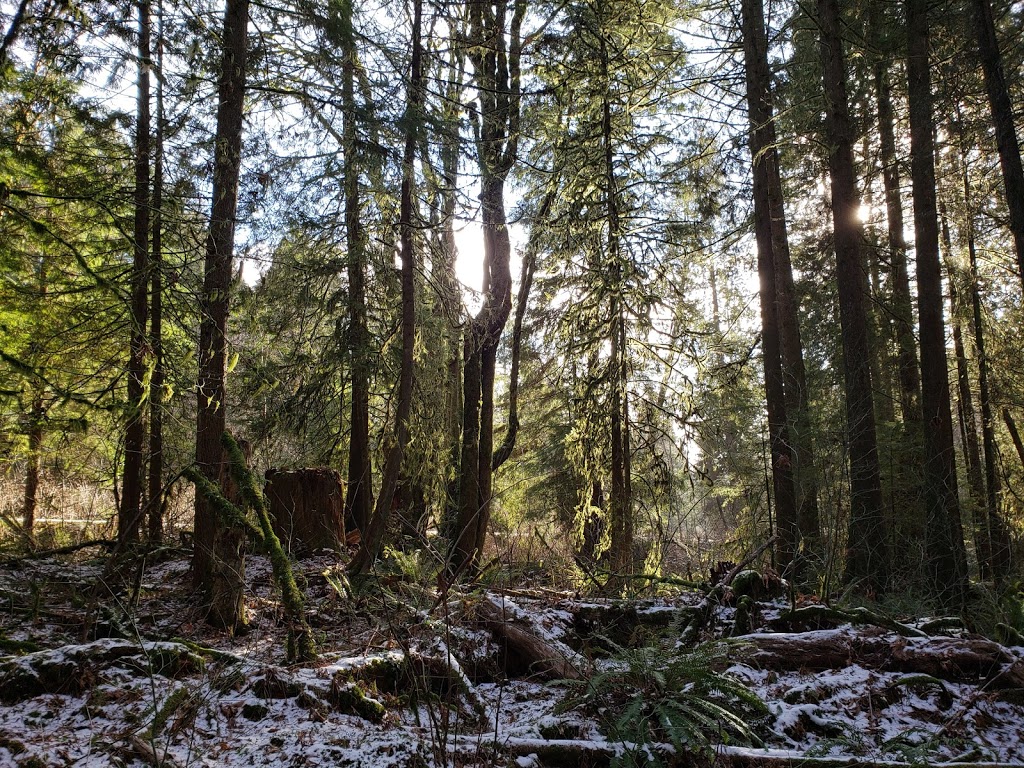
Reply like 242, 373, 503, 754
1, 538, 116, 565
124, 734, 184, 768
450, 737, 1021, 768
737, 629, 1024, 687
476, 594, 590, 681
766, 605, 927, 638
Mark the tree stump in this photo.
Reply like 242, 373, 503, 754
263, 469, 345, 555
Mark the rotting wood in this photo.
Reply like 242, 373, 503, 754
451, 736, 1023, 768
737, 630, 1024, 687
264, 468, 345, 555
125, 734, 183, 768
1, 538, 116, 565
765, 604, 928, 638
476, 594, 589, 680
411, 640, 490, 723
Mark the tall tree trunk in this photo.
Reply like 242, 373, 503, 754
348, 0, 421, 575
450, 0, 524, 576
906, 0, 967, 605
817, 0, 889, 594
741, 0, 800, 572
492, 190, 551, 472
1004, 409, 1024, 474
943, 208, 990, 580
419, 34, 464, 537
874, 60, 921, 426
870, 23, 926, 571
971, 0, 1024, 290
962, 172, 1013, 581
120, 0, 151, 546
599, 23, 633, 584
147, 2, 165, 544
193, 0, 249, 629
21, 396, 43, 541
338, 0, 372, 537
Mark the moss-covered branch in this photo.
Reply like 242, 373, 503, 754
184, 434, 316, 663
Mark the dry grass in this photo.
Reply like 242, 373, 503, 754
0, 473, 195, 553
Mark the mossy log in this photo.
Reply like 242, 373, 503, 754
766, 605, 927, 638
738, 630, 1024, 687
455, 737, 1020, 768
263, 468, 345, 555
476, 594, 590, 681
248, 659, 387, 722
0, 639, 204, 704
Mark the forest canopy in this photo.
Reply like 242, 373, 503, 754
2, 0, 1024, 620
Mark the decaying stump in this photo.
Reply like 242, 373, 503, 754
264, 469, 345, 555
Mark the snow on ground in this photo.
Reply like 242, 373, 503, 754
3, 552, 1024, 766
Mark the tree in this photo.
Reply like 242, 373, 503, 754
450, 0, 524, 576
119, 0, 152, 546
971, 0, 1024, 290
870, 7, 921, 429
905, 0, 968, 604
193, 0, 250, 629
0, 67, 131, 545
740, 0, 804, 573
147, 0, 166, 543
336, 0, 373, 537
349, 0, 422, 574
817, 0, 889, 593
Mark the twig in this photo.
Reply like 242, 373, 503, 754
1, 538, 115, 565
723, 535, 779, 587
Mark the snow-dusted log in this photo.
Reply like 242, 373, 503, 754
125, 734, 184, 768
452, 737, 1021, 768
411, 640, 490, 723
475, 594, 589, 680
765, 605, 928, 638
0, 639, 204, 704
738, 629, 1024, 687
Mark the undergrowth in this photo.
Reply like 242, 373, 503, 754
558, 638, 768, 767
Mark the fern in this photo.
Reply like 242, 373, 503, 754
559, 638, 768, 767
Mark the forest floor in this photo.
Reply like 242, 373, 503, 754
2, 545, 1024, 767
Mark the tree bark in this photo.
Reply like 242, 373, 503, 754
598, 29, 634, 584
971, 0, 1024, 290
475, 595, 588, 681
120, 0, 151, 547
338, 0, 372, 537
873, 58, 921, 427
193, 0, 249, 630
1004, 408, 1024, 474
754, 0, 820, 560
906, 0, 968, 605
817, 0, 889, 594
741, 631, 1024, 687
348, 0, 421, 575
21, 396, 43, 540
741, 0, 799, 573
451, 0, 523, 576
948, 270, 990, 580
147, 5, 165, 544
963, 183, 1012, 580
492, 191, 551, 472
